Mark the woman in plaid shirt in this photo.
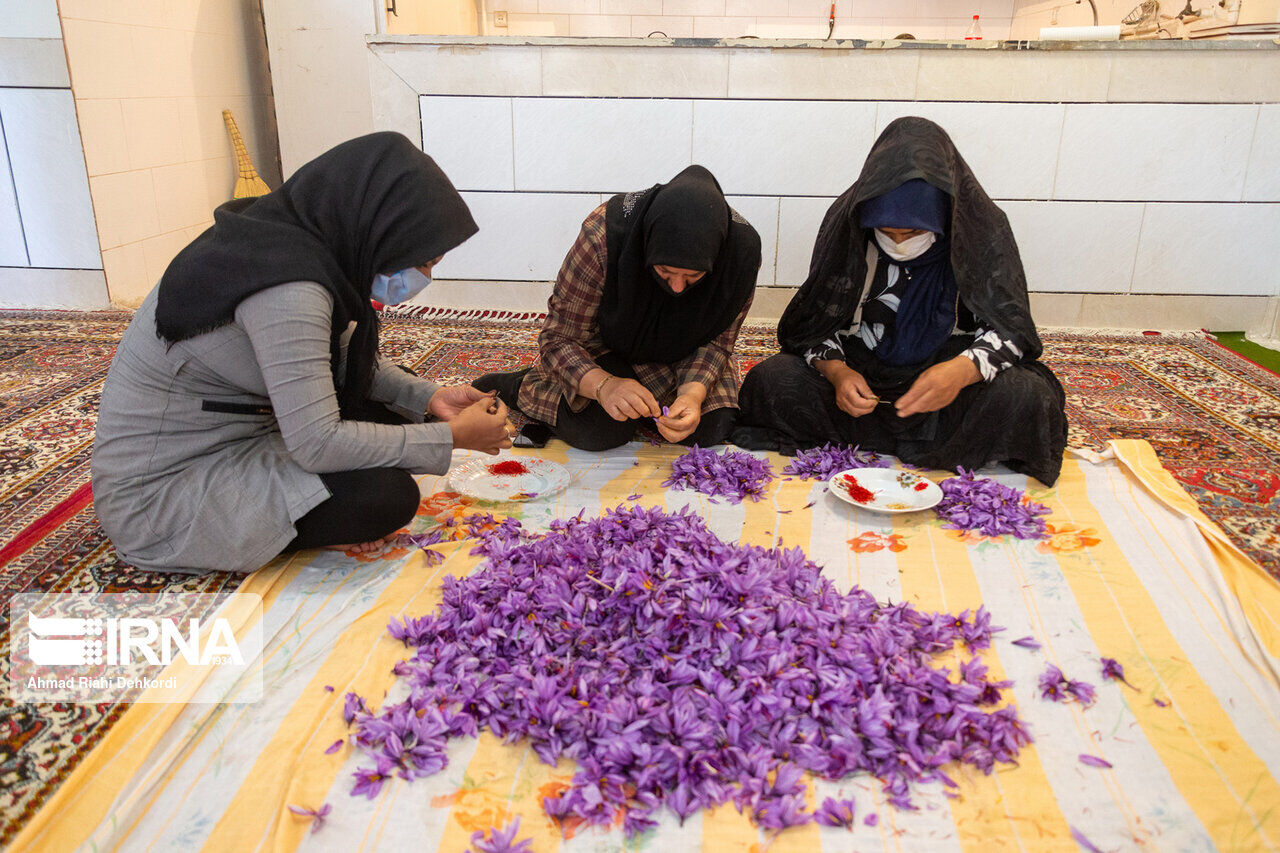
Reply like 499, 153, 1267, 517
475, 166, 761, 451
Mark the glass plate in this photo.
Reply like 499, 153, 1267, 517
449, 456, 570, 503
829, 467, 942, 513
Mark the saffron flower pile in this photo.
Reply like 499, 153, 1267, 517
662, 445, 774, 503
345, 505, 1032, 836
934, 469, 1051, 540
780, 443, 891, 480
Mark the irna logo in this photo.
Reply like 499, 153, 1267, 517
26, 612, 244, 667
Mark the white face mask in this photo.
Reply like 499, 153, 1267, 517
371, 267, 432, 305
874, 229, 936, 262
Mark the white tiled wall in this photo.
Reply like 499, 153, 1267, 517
487, 0, 1014, 39
418, 94, 1280, 296
63, 0, 280, 306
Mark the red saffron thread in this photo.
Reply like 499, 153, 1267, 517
841, 474, 875, 503
488, 460, 530, 476
913, 482, 929, 492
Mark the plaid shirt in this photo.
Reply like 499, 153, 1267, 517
518, 203, 752, 426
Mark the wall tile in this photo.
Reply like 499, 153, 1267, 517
630, 15, 696, 36
0, 89, 101, 267
664, 0, 727, 15
372, 43, 543, 97
726, 0, 776, 12
513, 97, 692, 192
889, 18, 947, 38
999, 201, 1143, 293
0, 0, 61, 38
74, 99, 129, 177
1244, 105, 1280, 202
726, 195, 779, 286
831, 19, 887, 38
506, 13, 572, 35
539, 0, 600, 12
1028, 292, 1083, 327
726, 46, 917, 100
59, 19, 140, 100
0, 129, 26, 265
121, 97, 185, 170
406, 278, 554, 315
542, 45, 728, 96
369, 53, 424, 149
601, 0, 661, 11
776, 196, 836, 285
420, 96, 514, 191
0, 267, 109, 309
1077, 294, 1274, 333
875, 101, 1064, 199
1132, 203, 1280, 296
140, 228, 194, 286
89, 170, 159, 250
152, 159, 225, 232
1108, 51, 1280, 104
1056, 104, 1256, 202
693, 16, 756, 36
692, 99, 876, 195
490, 0, 540, 11
916, 50, 1110, 102
100, 241, 150, 305
446, 192, 603, 280
0, 37, 70, 88
568, 14, 635, 36
751, 17, 843, 37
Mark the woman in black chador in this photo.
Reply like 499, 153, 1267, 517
733, 117, 1067, 485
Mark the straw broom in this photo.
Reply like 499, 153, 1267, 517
222, 109, 271, 198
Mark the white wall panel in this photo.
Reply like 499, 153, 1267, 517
726, 194, 778, 286
0, 0, 62, 39
692, 100, 876, 196
875, 102, 1065, 200
1132, 203, 1280, 296
0, 89, 100, 268
1244, 105, 1280, 203
513, 97, 693, 192
421, 96, 514, 191
446, 191, 603, 280
1056, 104, 1258, 202
776, 196, 834, 285
1001, 201, 1143, 294
0, 128, 27, 265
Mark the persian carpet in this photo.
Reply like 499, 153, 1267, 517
0, 307, 1277, 845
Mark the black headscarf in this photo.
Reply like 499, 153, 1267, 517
599, 165, 760, 365
778, 117, 1041, 362
155, 132, 477, 413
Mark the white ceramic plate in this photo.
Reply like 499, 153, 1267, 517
829, 467, 942, 513
449, 456, 570, 503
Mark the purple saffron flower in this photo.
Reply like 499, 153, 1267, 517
287, 802, 332, 833
1066, 679, 1097, 707
324, 739, 344, 755
662, 446, 774, 503
934, 469, 1051, 540
1012, 636, 1042, 650
1078, 754, 1113, 769
1039, 665, 1068, 702
342, 504, 1031, 837
1153, 697, 1169, 707
1100, 657, 1135, 689
467, 817, 533, 853
864, 813, 879, 827
814, 796, 856, 828
780, 443, 891, 480
323, 685, 335, 693
343, 692, 367, 725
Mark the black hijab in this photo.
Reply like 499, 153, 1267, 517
599, 165, 760, 365
155, 132, 477, 413
777, 117, 1041, 362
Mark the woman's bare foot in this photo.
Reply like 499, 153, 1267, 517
325, 536, 391, 554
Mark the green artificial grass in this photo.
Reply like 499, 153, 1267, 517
1210, 332, 1280, 374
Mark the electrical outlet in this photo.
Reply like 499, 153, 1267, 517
494, 10, 508, 26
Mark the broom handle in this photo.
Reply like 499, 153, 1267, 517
222, 109, 260, 181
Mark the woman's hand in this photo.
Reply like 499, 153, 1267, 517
448, 397, 513, 454
894, 356, 981, 417
428, 384, 490, 421
656, 386, 705, 443
598, 377, 661, 422
816, 360, 878, 418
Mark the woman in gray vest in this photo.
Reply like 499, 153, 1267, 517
92, 132, 510, 574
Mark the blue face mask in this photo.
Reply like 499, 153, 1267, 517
371, 267, 432, 305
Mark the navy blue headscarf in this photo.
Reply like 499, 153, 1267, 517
858, 178, 956, 366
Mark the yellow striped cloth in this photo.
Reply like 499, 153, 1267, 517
12, 440, 1280, 853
